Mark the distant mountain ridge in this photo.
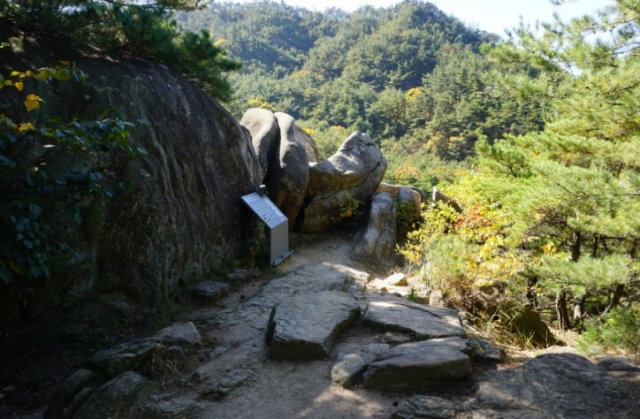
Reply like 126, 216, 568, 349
177, 0, 541, 169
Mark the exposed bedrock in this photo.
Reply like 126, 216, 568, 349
302, 132, 388, 233
0, 27, 261, 316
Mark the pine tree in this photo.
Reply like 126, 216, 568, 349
470, 0, 640, 337
0, 0, 241, 101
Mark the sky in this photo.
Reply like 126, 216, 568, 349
232, 0, 614, 37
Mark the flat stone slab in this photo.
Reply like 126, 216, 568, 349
267, 291, 361, 359
362, 300, 466, 339
363, 337, 472, 390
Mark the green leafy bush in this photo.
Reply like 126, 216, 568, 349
578, 307, 640, 359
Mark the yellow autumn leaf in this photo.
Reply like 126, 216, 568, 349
10, 71, 20, 77
18, 122, 34, 132
14, 81, 23, 91
24, 97, 40, 112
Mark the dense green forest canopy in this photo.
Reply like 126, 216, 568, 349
177, 0, 545, 176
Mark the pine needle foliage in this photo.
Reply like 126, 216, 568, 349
402, 1, 640, 354
0, 0, 241, 101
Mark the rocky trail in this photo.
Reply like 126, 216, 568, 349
10, 232, 640, 419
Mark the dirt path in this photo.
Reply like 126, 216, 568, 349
180, 231, 406, 418
4, 231, 639, 419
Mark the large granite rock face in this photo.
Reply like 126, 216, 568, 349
269, 112, 311, 226
351, 192, 398, 270
302, 132, 388, 233
469, 353, 638, 419
266, 291, 361, 359
362, 300, 466, 339
240, 108, 279, 181
293, 123, 319, 163
0, 28, 261, 315
363, 337, 472, 390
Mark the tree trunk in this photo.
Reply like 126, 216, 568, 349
592, 235, 599, 258
432, 187, 463, 213
602, 284, 625, 316
571, 229, 581, 262
573, 293, 586, 320
556, 290, 571, 330
526, 276, 538, 309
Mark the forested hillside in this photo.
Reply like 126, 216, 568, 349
176, 0, 544, 188
180, 0, 640, 357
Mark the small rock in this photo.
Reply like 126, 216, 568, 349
154, 322, 202, 346
45, 369, 99, 418
468, 338, 506, 363
363, 337, 472, 391
347, 269, 371, 284
190, 281, 230, 303
70, 371, 156, 419
393, 395, 458, 419
331, 352, 375, 388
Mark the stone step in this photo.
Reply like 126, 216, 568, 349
363, 337, 472, 391
362, 299, 466, 339
266, 291, 361, 359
